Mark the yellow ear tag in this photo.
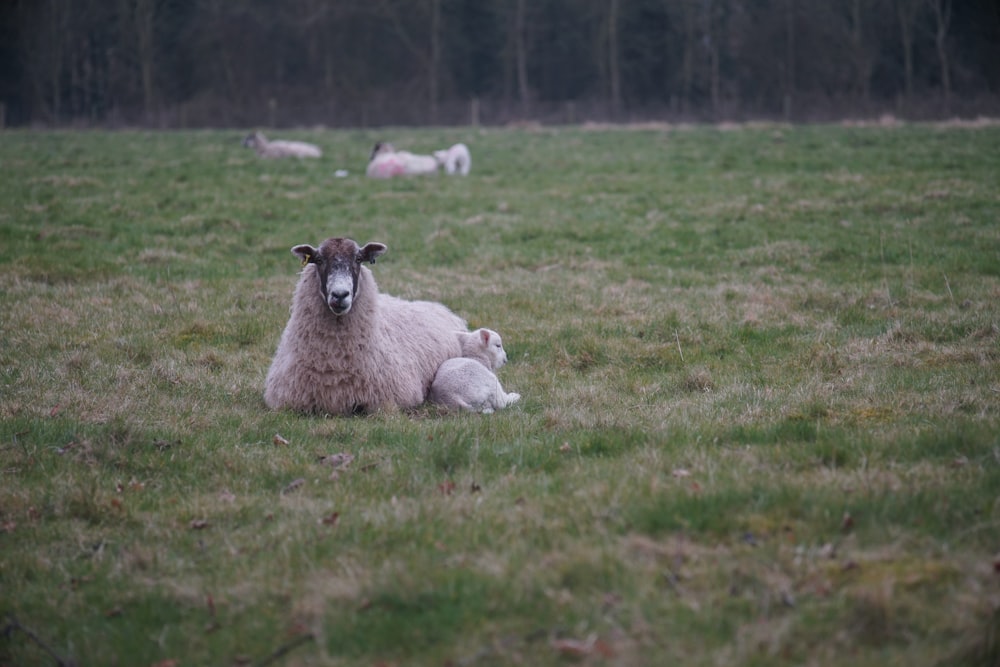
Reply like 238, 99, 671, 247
301, 254, 311, 267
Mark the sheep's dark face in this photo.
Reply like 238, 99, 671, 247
369, 141, 395, 162
292, 238, 387, 316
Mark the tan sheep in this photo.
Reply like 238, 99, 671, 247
243, 131, 322, 159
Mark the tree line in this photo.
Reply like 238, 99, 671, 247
1, 0, 998, 128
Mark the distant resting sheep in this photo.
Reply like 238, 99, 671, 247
366, 141, 439, 178
243, 131, 322, 159
433, 143, 472, 175
429, 328, 520, 413
263, 237, 467, 415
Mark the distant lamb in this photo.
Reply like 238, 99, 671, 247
429, 328, 521, 413
243, 131, 322, 159
366, 141, 439, 178
263, 237, 467, 415
434, 143, 472, 175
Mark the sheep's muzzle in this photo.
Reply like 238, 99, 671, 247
327, 291, 352, 315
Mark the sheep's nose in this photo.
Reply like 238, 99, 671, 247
327, 289, 352, 314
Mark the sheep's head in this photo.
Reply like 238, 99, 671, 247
463, 328, 508, 370
292, 238, 387, 316
369, 141, 396, 161
481, 329, 508, 369
242, 131, 264, 148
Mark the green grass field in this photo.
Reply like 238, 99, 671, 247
1, 122, 999, 666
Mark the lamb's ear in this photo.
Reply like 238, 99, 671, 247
292, 244, 319, 265
358, 242, 388, 265
479, 328, 491, 346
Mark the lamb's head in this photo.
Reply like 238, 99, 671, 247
433, 149, 449, 166
292, 238, 387, 316
464, 328, 508, 370
369, 141, 396, 161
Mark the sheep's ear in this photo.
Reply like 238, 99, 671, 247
292, 244, 319, 265
479, 328, 491, 346
358, 242, 387, 265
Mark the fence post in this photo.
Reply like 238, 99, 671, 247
470, 97, 479, 127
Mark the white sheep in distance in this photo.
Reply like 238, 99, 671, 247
366, 141, 439, 178
263, 237, 467, 415
429, 328, 521, 413
433, 143, 472, 175
243, 131, 322, 159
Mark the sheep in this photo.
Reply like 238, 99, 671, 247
429, 328, 521, 414
243, 131, 322, 159
365, 142, 405, 178
366, 141, 439, 178
433, 143, 472, 175
263, 237, 467, 415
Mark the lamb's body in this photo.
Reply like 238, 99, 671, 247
264, 238, 466, 415
243, 131, 322, 159
429, 328, 520, 414
366, 141, 439, 178
434, 143, 472, 175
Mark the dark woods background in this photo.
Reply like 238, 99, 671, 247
1, 0, 998, 128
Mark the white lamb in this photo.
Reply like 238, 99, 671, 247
243, 131, 322, 159
263, 237, 467, 415
366, 141, 439, 179
433, 143, 472, 175
429, 328, 521, 414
